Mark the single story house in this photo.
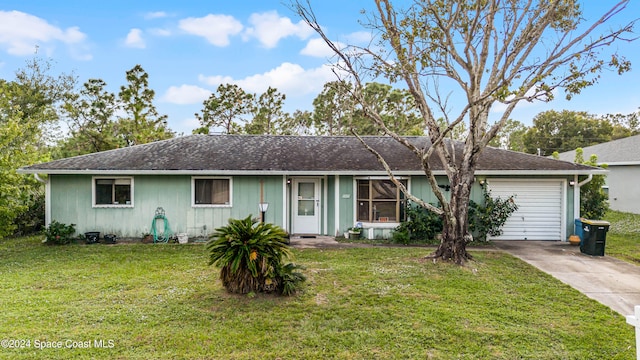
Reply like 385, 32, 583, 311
557, 134, 640, 214
18, 135, 603, 242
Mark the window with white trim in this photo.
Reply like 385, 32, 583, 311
93, 177, 133, 207
192, 177, 231, 206
357, 179, 407, 222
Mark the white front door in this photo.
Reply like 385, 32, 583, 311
292, 179, 320, 234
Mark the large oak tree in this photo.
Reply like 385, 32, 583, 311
294, 0, 637, 263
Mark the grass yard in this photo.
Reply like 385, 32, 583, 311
604, 210, 640, 264
0, 236, 636, 359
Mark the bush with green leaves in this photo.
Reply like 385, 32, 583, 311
392, 204, 443, 244
43, 220, 76, 245
574, 149, 609, 219
469, 187, 519, 242
206, 215, 305, 296
13, 188, 45, 236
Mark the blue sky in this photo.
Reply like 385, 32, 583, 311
0, 1, 638, 135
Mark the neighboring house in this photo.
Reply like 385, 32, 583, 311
18, 135, 602, 241
556, 134, 640, 215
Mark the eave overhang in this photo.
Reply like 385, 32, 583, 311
17, 168, 608, 176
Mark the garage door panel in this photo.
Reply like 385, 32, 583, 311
503, 217, 561, 224
502, 222, 561, 231
487, 180, 564, 241
501, 228, 560, 235
512, 209, 560, 216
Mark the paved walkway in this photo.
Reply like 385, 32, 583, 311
493, 240, 640, 316
289, 236, 640, 317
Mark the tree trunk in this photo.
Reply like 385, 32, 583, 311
430, 172, 474, 264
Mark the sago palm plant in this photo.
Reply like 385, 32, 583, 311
206, 215, 305, 295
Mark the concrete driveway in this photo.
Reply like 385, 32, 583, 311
493, 240, 640, 316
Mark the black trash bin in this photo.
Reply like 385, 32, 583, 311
578, 219, 610, 256
84, 232, 100, 244
104, 234, 117, 244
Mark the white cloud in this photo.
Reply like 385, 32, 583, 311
179, 14, 243, 47
300, 38, 345, 58
62, 27, 86, 43
197, 74, 234, 86
199, 62, 336, 96
243, 11, 314, 48
144, 11, 168, 20
0, 10, 89, 58
125, 28, 145, 49
163, 84, 211, 105
149, 28, 171, 37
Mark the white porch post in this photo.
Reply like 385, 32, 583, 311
282, 175, 288, 233
627, 305, 640, 360
334, 175, 340, 237
323, 175, 328, 235
573, 174, 580, 220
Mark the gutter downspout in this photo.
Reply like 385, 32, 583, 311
573, 174, 593, 220
34, 174, 51, 226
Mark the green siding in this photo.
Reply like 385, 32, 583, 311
49, 173, 575, 241
337, 175, 355, 234
326, 176, 336, 236
230, 176, 284, 225
50, 175, 193, 238
371, 228, 395, 240
409, 175, 479, 205
49, 175, 284, 240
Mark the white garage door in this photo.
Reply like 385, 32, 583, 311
487, 179, 565, 241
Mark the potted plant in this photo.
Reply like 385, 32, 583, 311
348, 227, 362, 240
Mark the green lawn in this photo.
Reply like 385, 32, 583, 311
0, 236, 636, 359
604, 210, 640, 264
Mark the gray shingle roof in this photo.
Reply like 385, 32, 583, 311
19, 134, 597, 174
556, 134, 640, 164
